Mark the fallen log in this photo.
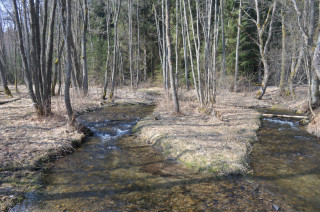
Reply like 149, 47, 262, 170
0, 95, 26, 105
262, 113, 308, 119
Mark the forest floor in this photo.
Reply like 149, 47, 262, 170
0, 84, 308, 211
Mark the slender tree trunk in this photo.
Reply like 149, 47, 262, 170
44, 0, 57, 114
12, 0, 37, 107
128, 0, 133, 88
308, 0, 318, 106
279, 7, 286, 95
82, 0, 89, 95
204, 0, 213, 103
234, 0, 241, 92
211, 0, 219, 104
180, 0, 188, 90
41, 0, 49, 111
0, 59, 11, 96
62, 0, 74, 120
288, 44, 303, 98
136, 0, 140, 88
291, 0, 318, 108
220, 0, 226, 87
144, 48, 147, 82
0, 22, 12, 97
187, 0, 203, 105
175, 0, 179, 87
103, 1, 111, 100
29, 0, 43, 111
162, 0, 168, 91
154, 3, 164, 80
22, 0, 32, 76
14, 38, 19, 93
166, 0, 180, 113
256, 0, 277, 100
52, 35, 64, 96
109, 0, 121, 99
182, 0, 199, 101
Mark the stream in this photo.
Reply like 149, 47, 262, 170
12, 105, 320, 211
251, 109, 320, 211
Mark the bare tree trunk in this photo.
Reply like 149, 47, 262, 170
313, 33, 320, 80
279, 7, 286, 95
102, 1, 111, 100
204, 0, 213, 103
291, 0, 318, 108
288, 43, 303, 98
44, 0, 57, 114
154, 2, 164, 80
136, 0, 140, 88
82, 0, 89, 95
234, 0, 241, 92
62, 0, 74, 120
180, 0, 188, 90
175, 0, 180, 87
187, 0, 203, 105
162, 0, 168, 91
211, 0, 219, 104
14, 37, 19, 93
220, 0, 226, 87
52, 33, 64, 96
0, 59, 11, 96
109, 0, 121, 99
12, 0, 37, 106
22, 0, 32, 76
29, 0, 43, 111
0, 21, 12, 97
166, 0, 180, 113
144, 48, 147, 82
256, 0, 277, 100
182, 0, 199, 101
41, 0, 49, 110
128, 0, 133, 88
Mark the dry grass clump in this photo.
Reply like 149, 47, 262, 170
135, 85, 310, 175
135, 89, 261, 175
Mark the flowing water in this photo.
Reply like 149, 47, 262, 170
12, 105, 320, 211
251, 110, 320, 211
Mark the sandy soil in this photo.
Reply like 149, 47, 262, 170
0, 84, 309, 211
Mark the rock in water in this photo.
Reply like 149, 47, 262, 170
272, 204, 280, 211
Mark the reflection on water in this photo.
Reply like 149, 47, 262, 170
251, 112, 320, 211
13, 106, 320, 211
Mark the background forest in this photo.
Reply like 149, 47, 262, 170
0, 0, 319, 118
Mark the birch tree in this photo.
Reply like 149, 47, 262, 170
234, 0, 242, 92
166, 0, 180, 113
247, 0, 277, 100
82, 0, 89, 95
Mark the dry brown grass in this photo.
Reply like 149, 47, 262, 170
134, 85, 310, 175
135, 89, 261, 175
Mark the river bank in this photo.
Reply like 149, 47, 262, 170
0, 86, 157, 211
0, 85, 308, 211
134, 86, 308, 175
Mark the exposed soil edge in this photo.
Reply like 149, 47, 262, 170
2, 115, 97, 212
3, 101, 156, 211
